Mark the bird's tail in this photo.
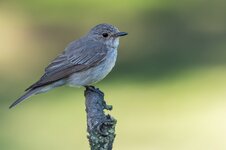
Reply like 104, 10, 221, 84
9, 88, 41, 109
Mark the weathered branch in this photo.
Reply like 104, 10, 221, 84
84, 86, 117, 150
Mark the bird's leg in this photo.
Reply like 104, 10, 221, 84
84, 86, 112, 111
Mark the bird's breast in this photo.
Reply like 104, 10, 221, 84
99, 47, 118, 77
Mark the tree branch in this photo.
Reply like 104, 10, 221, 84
84, 86, 117, 150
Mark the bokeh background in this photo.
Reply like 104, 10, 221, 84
1, 0, 226, 150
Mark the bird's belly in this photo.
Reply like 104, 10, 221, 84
67, 49, 117, 86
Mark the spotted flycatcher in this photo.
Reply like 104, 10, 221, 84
9, 23, 127, 108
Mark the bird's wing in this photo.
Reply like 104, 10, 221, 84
25, 40, 107, 91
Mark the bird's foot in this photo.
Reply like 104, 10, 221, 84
85, 86, 104, 97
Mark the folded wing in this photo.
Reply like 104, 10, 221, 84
26, 40, 107, 91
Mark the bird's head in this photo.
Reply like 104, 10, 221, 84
87, 23, 127, 48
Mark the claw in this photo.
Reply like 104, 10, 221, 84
85, 86, 104, 97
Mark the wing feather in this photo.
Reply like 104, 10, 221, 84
25, 39, 107, 91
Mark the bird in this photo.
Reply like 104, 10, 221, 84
9, 23, 127, 109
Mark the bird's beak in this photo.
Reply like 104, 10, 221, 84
114, 32, 128, 37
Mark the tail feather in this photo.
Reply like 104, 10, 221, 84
9, 88, 40, 109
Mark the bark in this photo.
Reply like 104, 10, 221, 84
84, 86, 117, 150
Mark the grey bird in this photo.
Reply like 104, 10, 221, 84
9, 23, 127, 108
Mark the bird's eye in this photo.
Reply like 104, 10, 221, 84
102, 33, 109, 37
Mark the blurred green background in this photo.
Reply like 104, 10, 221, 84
1, 0, 226, 150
